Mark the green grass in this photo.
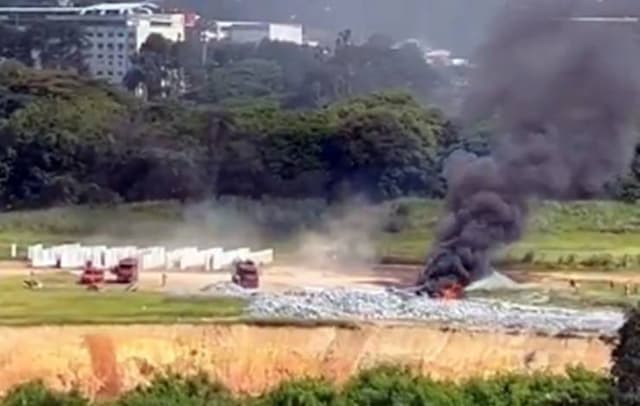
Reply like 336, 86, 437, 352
3, 198, 640, 270
0, 273, 246, 325
378, 199, 640, 270
467, 281, 640, 310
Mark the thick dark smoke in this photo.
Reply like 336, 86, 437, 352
419, 2, 640, 291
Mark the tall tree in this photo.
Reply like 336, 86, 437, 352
124, 34, 184, 100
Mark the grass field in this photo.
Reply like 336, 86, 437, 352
2, 198, 640, 270
378, 199, 640, 270
0, 272, 245, 325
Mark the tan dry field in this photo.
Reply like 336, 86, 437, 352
0, 261, 620, 398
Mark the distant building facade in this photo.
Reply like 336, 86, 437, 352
202, 20, 303, 45
0, 2, 186, 84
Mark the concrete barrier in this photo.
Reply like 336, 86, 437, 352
30, 248, 57, 268
25, 244, 274, 271
247, 249, 274, 266
178, 248, 203, 270
202, 248, 224, 271
218, 247, 250, 269
27, 244, 42, 262
166, 248, 195, 270
139, 247, 166, 270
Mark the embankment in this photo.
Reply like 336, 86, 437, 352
0, 323, 612, 398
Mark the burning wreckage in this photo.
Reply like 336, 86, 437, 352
415, 245, 477, 299
410, 2, 640, 299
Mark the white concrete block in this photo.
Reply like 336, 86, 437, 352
27, 244, 42, 261
59, 246, 84, 269
31, 248, 56, 268
177, 247, 201, 270
202, 248, 223, 271
219, 247, 251, 269
247, 249, 275, 265
139, 246, 166, 270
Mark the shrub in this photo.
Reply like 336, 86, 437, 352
0, 367, 613, 406
115, 373, 237, 406
612, 306, 640, 405
254, 377, 339, 406
461, 368, 610, 406
341, 365, 463, 406
2, 381, 88, 406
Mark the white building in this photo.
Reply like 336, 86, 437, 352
202, 20, 303, 45
0, 2, 186, 85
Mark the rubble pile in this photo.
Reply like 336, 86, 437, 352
168, 281, 257, 299
245, 288, 624, 336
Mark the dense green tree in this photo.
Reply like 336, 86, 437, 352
612, 306, 640, 405
0, 22, 88, 73
124, 34, 184, 100
0, 63, 500, 207
200, 58, 285, 105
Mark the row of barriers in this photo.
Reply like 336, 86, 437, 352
26, 244, 274, 271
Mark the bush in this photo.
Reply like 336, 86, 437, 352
461, 368, 610, 406
0, 366, 612, 406
255, 378, 339, 406
341, 365, 462, 406
114, 373, 237, 406
2, 381, 88, 406
612, 306, 640, 405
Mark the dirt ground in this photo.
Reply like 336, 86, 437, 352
0, 260, 420, 293
0, 261, 619, 397
2, 259, 639, 294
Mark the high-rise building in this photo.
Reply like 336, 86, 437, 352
0, 2, 186, 85
201, 20, 304, 45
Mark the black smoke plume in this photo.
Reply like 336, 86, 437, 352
418, 2, 640, 293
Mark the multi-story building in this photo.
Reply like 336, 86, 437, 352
0, 2, 186, 84
202, 20, 304, 45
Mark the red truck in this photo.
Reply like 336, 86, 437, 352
231, 260, 259, 289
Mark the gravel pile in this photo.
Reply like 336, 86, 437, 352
199, 281, 257, 298
246, 287, 625, 336
168, 282, 257, 299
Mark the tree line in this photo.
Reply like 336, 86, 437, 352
0, 21, 639, 208
0, 61, 480, 208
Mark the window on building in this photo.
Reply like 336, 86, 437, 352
96, 32, 103, 38
97, 70, 103, 75
117, 32, 125, 37
107, 71, 113, 76
107, 54, 114, 59
86, 32, 94, 37
117, 71, 123, 76
106, 43, 114, 50
107, 61, 112, 66
97, 54, 103, 59
107, 32, 114, 38
129, 44, 135, 50
117, 43, 124, 51
97, 43, 103, 49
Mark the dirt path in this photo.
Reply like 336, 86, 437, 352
0, 261, 418, 293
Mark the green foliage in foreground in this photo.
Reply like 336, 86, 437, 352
1, 366, 611, 406
612, 306, 640, 405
